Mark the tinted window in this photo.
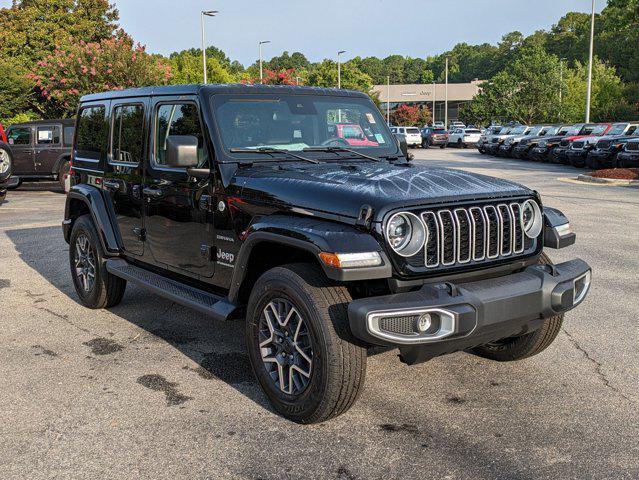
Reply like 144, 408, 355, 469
37, 126, 61, 145
406, 128, 420, 134
155, 103, 207, 167
76, 106, 107, 160
63, 126, 75, 146
433, 128, 447, 134
465, 129, 481, 134
112, 104, 144, 164
7, 126, 31, 145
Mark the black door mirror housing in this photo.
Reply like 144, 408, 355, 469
393, 133, 409, 158
165, 135, 199, 168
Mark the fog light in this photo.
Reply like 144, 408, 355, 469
415, 313, 432, 333
573, 270, 591, 305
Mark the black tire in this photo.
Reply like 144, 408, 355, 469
69, 214, 126, 309
457, 139, 462, 148
440, 144, 446, 149
470, 253, 563, 362
57, 159, 70, 191
0, 143, 13, 183
246, 263, 366, 424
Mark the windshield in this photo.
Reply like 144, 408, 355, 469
543, 126, 560, 136
527, 126, 544, 136
211, 94, 396, 157
510, 126, 528, 135
433, 128, 447, 134
607, 123, 629, 136
581, 124, 608, 135
565, 125, 583, 136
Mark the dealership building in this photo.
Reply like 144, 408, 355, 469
372, 80, 483, 124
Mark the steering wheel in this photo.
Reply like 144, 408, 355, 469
321, 138, 350, 147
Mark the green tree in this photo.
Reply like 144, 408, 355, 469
0, 59, 34, 123
266, 51, 310, 71
168, 50, 233, 85
598, 0, 639, 83
307, 60, 372, 93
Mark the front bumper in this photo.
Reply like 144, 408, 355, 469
529, 146, 548, 160
618, 151, 639, 166
348, 258, 591, 364
566, 149, 589, 166
485, 143, 500, 155
498, 144, 514, 156
551, 146, 570, 163
512, 145, 530, 158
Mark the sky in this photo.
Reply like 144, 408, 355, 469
2, 0, 606, 66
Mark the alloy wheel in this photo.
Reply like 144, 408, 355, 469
0, 149, 10, 176
258, 298, 313, 396
74, 234, 96, 293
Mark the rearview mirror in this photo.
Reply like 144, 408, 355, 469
165, 135, 199, 168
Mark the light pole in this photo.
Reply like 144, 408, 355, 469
585, 0, 596, 123
386, 75, 390, 126
559, 57, 566, 122
200, 10, 218, 84
259, 40, 271, 84
432, 81, 436, 125
444, 57, 449, 129
337, 50, 346, 89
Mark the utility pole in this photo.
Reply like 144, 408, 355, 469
200, 10, 218, 84
432, 81, 436, 125
387, 75, 390, 126
444, 57, 449, 129
585, 0, 595, 123
259, 40, 271, 84
559, 58, 566, 122
337, 50, 346, 89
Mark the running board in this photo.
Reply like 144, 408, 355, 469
106, 259, 237, 321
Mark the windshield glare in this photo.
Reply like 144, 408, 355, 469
607, 124, 629, 136
211, 94, 396, 156
510, 126, 527, 135
527, 126, 544, 136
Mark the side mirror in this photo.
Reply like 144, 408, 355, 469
165, 135, 199, 168
393, 133, 409, 158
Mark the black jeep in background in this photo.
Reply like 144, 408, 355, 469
4, 119, 75, 190
63, 84, 591, 424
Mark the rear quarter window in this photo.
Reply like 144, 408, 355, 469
63, 126, 75, 146
76, 106, 108, 161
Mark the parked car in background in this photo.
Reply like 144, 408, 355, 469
529, 124, 590, 162
334, 123, 379, 147
432, 121, 445, 128
550, 123, 611, 164
420, 126, 448, 148
514, 125, 570, 160
587, 124, 639, 169
390, 126, 422, 148
4, 119, 75, 190
567, 122, 636, 168
477, 125, 503, 153
501, 125, 556, 158
449, 121, 465, 130
448, 127, 481, 148
485, 125, 528, 155
616, 138, 639, 167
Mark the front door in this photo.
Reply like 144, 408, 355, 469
5, 125, 34, 175
143, 97, 215, 279
103, 99, 147, 256
34, 124, 62, 174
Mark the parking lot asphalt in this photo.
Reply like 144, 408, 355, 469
0, 149, 638, 480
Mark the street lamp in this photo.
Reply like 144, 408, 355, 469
386, 75, 390, 126
432, 81, 436, 125
585, 0, 596, 123
200, 10, 218, 84
559, 57, 567, 122
444, 57, 449, 129
259, 40, 271, 84
337, 50, 346, 89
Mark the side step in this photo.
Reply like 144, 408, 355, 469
106, 259, 237, 321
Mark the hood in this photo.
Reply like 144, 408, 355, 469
235, 162, 533, 220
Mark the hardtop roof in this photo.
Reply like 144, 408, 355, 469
80, 83, 370, 103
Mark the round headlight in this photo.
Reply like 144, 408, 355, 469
521, 200, 543, 239
386, 212, 427, 257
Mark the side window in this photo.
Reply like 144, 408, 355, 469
37, 126, 61, 145
63, 126, 75, 146
155, 103, 207, 167
112, 104, 144, 164
76, 106, 108, 161
7, 127, 31, 145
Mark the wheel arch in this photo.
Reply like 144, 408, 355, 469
63, 184, 120, 255
53, 153, 71, 175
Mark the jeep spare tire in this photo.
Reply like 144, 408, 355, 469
0, 143, 12, 182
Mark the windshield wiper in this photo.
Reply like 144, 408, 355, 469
302, 146, 381, 162
230, 147, 320, 164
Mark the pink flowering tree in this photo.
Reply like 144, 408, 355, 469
28, 34, 172, 117
243, 68, 298, 86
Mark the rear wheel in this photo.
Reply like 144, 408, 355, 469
470, 253, 563, 362
69, 215, 126, 309
0, 144, 12, 183
246, 263, 366, 424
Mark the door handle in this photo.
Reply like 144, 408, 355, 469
102, 179, 120, 191
143, 186, 164, 199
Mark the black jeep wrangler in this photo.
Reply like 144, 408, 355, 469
3, 119, 75, 190
63, 85, 591, 424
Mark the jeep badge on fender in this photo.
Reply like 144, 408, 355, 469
62, 84, 591, 424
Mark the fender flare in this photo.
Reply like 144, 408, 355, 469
543, 206, 576, 249
63, 184, 121, 255
227, 215, 392, 303
53, 153, 71, 175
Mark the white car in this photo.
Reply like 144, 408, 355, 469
433, 121, 445, 129
448, 128, 482, 148
390, 126, 422, 148
449, 121, 466, 130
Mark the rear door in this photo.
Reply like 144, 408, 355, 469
103, 98, 148, 256
34, 124, 62, 174
6, 126, 34, 175
143, 96, 215, 279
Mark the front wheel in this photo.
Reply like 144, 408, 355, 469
470, 253, 563, 362
246, 263, 366, 424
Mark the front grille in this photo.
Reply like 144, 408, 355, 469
572, 141, 585, 149
417, 203, 529, 269
560, 139, 570, 147
519, 139, 530, 146
491, 138, 499, 143
626, 142, 639, 151
596, 140, 612, 150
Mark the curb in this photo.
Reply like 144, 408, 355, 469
576, 174, 639, 187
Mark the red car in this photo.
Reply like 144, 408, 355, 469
550, 123, 612, 164
335, 124, 379, 147
0, 123, 7, 143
